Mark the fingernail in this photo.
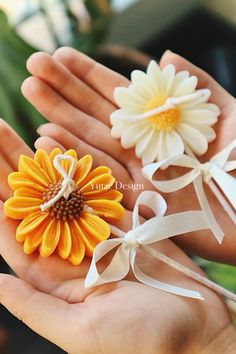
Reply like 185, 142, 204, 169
163, 50, 173, 55
36, 124, 45, 135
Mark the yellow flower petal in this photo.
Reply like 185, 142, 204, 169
14, 187, 42, 198
57, 221, 72, 259
74, 154, 93, 186
49, 148, 63, 180
8, 172, 44, 192
81, 174, 115, 194
79, 212, 110, 243
85, 200, 125, 219
23, 231, 44, 255
77, 166, 111, 188
84, 189, 123, 202
34, 149, 57, 183
16, 211, 49, 242
71, 219, 96, 257
18, 155, 51, 186
40, 219, 61, 257
68, 220, 85, 265
60, 150, 78, 176
4, 197, 42, 219
49, 148, 63, 159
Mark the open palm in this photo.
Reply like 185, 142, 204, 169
0, 121, 232, 353
22, 48, 236, 264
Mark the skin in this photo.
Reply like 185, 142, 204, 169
21, 48, 236, 265
0, 120, 234, 354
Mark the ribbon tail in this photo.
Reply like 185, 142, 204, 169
84, 240, 129, 288
194, 176, 224, 243
211, 165, 236, 210
130, 250, 203, 300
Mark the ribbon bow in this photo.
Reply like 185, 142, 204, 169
142, 140, 236, 243
85, 191, 210, 300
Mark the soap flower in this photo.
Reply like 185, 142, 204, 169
111, 60, 220, 165
4, 149, 124, 265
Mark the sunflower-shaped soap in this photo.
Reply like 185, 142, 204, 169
4, 149, 124, 265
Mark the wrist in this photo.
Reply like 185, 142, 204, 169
200, 324, 236, 354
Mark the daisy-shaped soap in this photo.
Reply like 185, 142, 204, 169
4, 149, 124, 265
111, 61, 220, 165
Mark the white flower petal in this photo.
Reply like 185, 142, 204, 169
189, 103, 221, 115
121, 121, 149, 148
111, 121, 131, 138
129, 83, 155, 103
186, 123, 216, 142
156, 131, 184, 161
114, 87, 145, 111
141, 130, 160, 165
135, 128, 154, 158
181, 108, 218, 126
166, 130, 184, 157
130, 71, 156, 100
158, 132, 167, 161
161, 64, 176, 95
110, 109, 138, 125
177, 123, 208, 155
146, 60, 163, 95
169, 70, 189, 96
172, 76, 198, 96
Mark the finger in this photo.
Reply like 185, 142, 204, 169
160, 50, 234, 109
53, 47, 130, 107
0, 119, 32, 168
26, 52, 115, 126
0, 274, 89, 352
0, 159, 13, 200
35, 135, 65, 152
21, 76, 129, 165
0, 120, 33, 200
35, 123, 134, 208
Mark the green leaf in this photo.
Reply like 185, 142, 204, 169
195, 257, 236, 292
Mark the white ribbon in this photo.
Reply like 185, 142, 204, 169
142, 140, 236, 243
112, 90, 210, 123
40, 155, 76, 211
85, 191, 211, 300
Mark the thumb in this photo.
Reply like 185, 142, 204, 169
0, 274, 87, 351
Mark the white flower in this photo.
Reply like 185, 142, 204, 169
110, 60, 220, 166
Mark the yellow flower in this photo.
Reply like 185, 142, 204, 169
4, 148, 124, 265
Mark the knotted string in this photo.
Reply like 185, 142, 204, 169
40, 155, 76, 212
142, 140, 236, 243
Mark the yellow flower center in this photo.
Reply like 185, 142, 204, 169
42, 182, 84, 221
144, 96, 181, 131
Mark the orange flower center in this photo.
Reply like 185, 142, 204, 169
42, 182, 84, 221
144, 96, 181, 131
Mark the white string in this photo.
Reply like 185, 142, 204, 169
143, 245, 236, 302
40, 155, 76, 212
116, 90, 210, 123
184, 143, 236, 226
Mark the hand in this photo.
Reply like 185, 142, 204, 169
0, 120, 233, 354
22, 48, 236, 264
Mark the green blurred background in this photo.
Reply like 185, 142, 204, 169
0, 0, 235, 352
